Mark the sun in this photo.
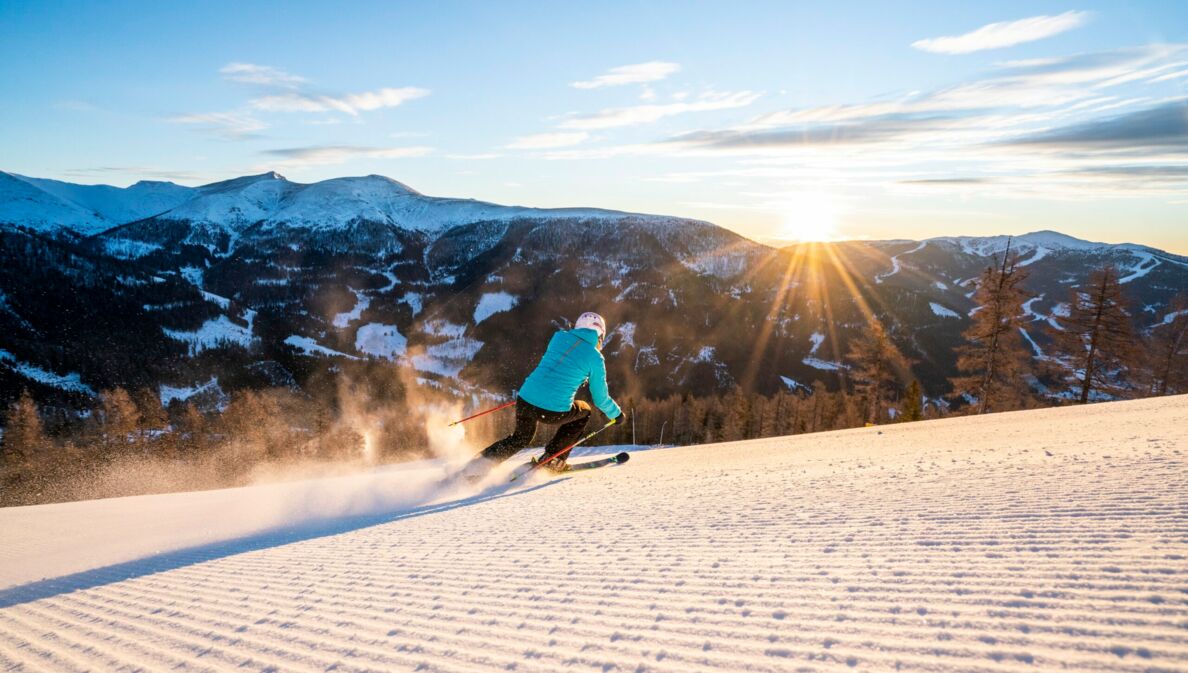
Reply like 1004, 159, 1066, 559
776, 193, 842, 243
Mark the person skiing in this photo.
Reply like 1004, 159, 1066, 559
473, 311, 625, 474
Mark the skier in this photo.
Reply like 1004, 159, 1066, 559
472, 311, 626, 474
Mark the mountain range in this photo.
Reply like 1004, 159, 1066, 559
1, 170, 1185, 417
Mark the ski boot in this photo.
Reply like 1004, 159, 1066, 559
533, 452, 569, 473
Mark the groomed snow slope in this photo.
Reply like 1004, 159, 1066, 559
1, 396, 1186, 672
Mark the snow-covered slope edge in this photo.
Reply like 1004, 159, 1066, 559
1, 395, 1185, 672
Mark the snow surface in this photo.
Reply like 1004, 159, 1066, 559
102, 238, 162, 260
410, 336, 483, 378
332, 289, 371, 328
779, 375, 810, 393
808, 331, 825, 355
7, 169, 747, 278
354, 323, 407, 359
400, 292, 423, 316
1119, 251, 1161, 284
0, 349, 95, 396
0, 172, 196, 235
0, 172, 109, 234
473, 291, 517, 324
802, 331, 846, 370
802, 357, 847, 371
929, 302, 960, 319
874, 241, 926, 284
610, 321, 636, 352
163, 315, 255, 356
1, 396, 1186, 672
1019, 327, 1046, 358
159, 376, 220, 407
1156, 308, 1188, 326
284, 335, 358, 360
200, 290, 230, 310
1020, 295, 1043, 321
1017, 245, 1049, 267
931, 230, 1116, 256
15, 174, 194, 224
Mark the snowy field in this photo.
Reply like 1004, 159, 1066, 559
1, 396, 1186, 672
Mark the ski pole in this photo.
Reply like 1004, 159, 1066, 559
511, 417, 619, 482
448, 399, 516, 427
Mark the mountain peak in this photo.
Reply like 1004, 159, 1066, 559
337, 174, 422, 195
1016, 230, 1106, 250
198, 171, 289, 195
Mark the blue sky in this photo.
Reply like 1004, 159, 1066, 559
2, 0, 1186, 252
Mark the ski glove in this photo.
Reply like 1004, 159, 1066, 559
614, 410, 629, 427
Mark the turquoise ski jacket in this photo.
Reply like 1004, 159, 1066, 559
518, 328, 622, 419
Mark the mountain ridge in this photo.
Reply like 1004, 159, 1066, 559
1, 170, 1185, 418
3, 170, 1183, 261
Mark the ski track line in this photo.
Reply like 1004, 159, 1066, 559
2, 396, 1187, 672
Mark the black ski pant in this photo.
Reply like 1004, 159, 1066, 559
480, 398, 591, 463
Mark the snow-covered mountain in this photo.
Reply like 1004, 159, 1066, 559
73, 172, 755, 279
0, 171, 194, 235
1, 170, 1185, 415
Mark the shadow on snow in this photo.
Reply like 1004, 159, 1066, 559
0, 478, 565, 609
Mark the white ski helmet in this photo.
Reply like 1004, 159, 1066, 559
575, 311, 607, 340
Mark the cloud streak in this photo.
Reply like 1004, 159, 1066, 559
220, 63, 306, 88
250, 87, 429, 116
1002, 100, 1188, 152
173, 63, 430, 140
506, 132, 590, 149
912, 11, 1090, 55
559, 91, 762, 130
169, 111, 268, 139
262, 145, 433, 168
571, 61, 680, 89
664, 112, 957, 150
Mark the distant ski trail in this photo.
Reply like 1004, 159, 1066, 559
875, 240, 926, 284
1, 399, 1186, 672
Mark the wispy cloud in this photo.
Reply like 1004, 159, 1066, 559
912, 11, 1091, 55
220, 62, 306, 88
540, 42, 1188, 206
446, 153, 502, 160
250, 87, 429, 116
558, 91, 762, 130
1001, 99, 1188, 152
571, 61, 680, 89
659, 45, 1187, 155
60, 166, 209, 182
506, 132, 590, 149
898, 178, 995, 186
664, 112, 954, 150
53, 100, 98, 112
173, 64, 429, 140
262, 145, 433, 168
169, 111, 268, 139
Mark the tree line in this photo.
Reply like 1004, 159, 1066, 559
0, 384, 446, 506
3, 246, 1186, 506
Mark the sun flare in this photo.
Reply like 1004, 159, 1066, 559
777, 193, 842, 243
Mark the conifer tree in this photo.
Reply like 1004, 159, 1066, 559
134, 387, 168, 440
3, 390, 46, 469
178, 403, 207, 453
901, 380, 924, 422
97, 387, 141, 449
720, 387, 749, 441
1049, 265, 1137, 403
950, 243, 1034, 413
845, 321, 911, 424
1148, 294, 1188, 397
